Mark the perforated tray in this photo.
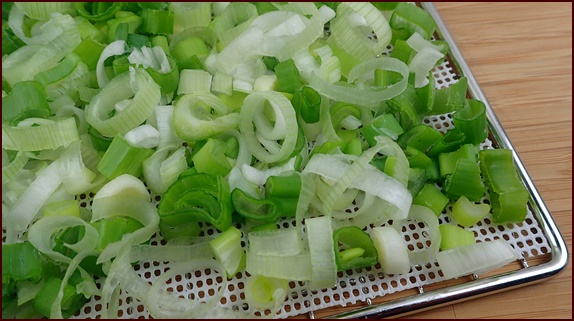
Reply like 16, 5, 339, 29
5, 2, 568, 319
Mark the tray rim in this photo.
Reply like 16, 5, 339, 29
324, 2, 569, 318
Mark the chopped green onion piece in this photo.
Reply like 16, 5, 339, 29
91, 216, 144, 251
371, 226, 410, 275
44, 200, 81, 218
75, 2, 126, 22
73, 36, 106, 71
265, 173, 302, 218
2, 242, 43, 286
174, 93, 240, 142
97, 134, 154, 180
479, 149, 529, 223
192, 138, 233, 176
231, 188, 278, 223
430, 77, 468, 115
439, 224, 475, 250
453, 99, 488, 145
305, 216, 337, 290
361, 113, 404, 146
443, 158, 485, 202
2, 81, 51, 126
141, 8, 174, 35
438, 143, 476, 178
333, 226, 378, 271
407, 166, 426, 197
158, 172, 233, 232
209, 226, 246, 278
274, 59, 304, 93
292, 86, 322, 124
390, 2, 437, 40
426, 129, 466, 157
2, 117, 80, 152
452, 195, 491, 227
413, 183, 449, 216
32, 277, 88, 319
244, 274, 288, 312
396, 123, 441, 152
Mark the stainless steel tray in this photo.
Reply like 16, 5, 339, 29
61, 3, 568, 319
322, 2, 569, 318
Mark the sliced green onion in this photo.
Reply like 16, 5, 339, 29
361, 113, 405, 146
142, 146, 188, 194
305, 216, 337, 290
479, 149, 529, 223
213, 2, 259, 49
75, 2, 126, 22
192, 138, 233, 176
370, 226, 411, 275
244, 274, 288, 312
330, 2, 392, 62
86, 68, 161, 137
169, 2, 212, 34
2, 81, 51, 126
453, 99, 488, 145
436, 239, 521, 279
141, 8, 174, 35
177, 69, 213, 95
2, 242, 43, 286
443, 158, 485, 202
173, 93, 240, 142
96, 134, 154, 180
413, 183, 449, 216
274, 59, 304, 93
209, 226, 246, 278
231, 188, 278, 223
452, 195, 491, 227
239, 91, 299, 164
333, 226, 378, 271
158, 172, 233, 232
389, 2, 437, 40
439, 224, 475, 251
438, 143, 476, 178
430, 77, 468, 115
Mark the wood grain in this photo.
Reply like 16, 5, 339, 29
306, 2, 572, 319
407, 3, 572, 319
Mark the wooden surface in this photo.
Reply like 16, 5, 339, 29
409, 3, 572, 319
307, 2, 572, 319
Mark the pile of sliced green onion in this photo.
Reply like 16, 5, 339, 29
2, 2, 529, 318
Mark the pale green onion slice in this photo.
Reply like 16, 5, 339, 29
173, 93, 240, 142
91, 174, 159, 264
154, 105, 183, 149
330, 2, 392, 62
28, 215, 99, 263
2, 12, 82, 86
239, 91, 298, 164
123, 124, 160, 149
14, 2, 75, 20
2, 151, 28, 185
212, 72, 234, 96
128, 46, 171, 74
4, 159, 63, 242
436, 239, 521, 279
409, 46, 444, 88
242, 157, 296, 186
169, 2, 212, 33
246, 251, 312, 281
96, 40, 126, 88
371, 226, 411, 275
244, 274, 288, 312
2, 117, 80, 152
309, 57, 409, 108
58, 141, 102, 195
213, 2, 259, 49
248, 228, 304, 256
305, 216, 337, 290
209, 226, 246, 278
177, 69, 213, 95
142, 146, 187, 194
86, 68, 161, 137
404, 205, 441, 265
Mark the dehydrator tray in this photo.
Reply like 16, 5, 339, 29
4, 2, 568, 319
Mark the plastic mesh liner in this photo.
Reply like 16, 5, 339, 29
56, 57, 552, 319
